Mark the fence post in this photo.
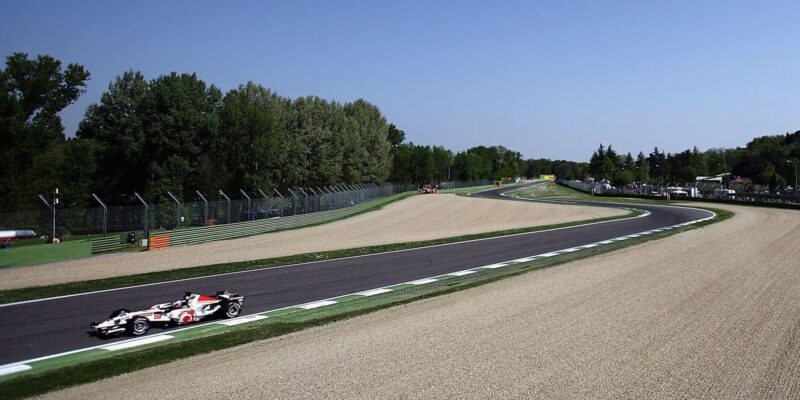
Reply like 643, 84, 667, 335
50, 188, 59, 243
133, 192, 149, 242
167, 191, 182, 229
38, 194, 51, 209
317, 188, 324, 211
272, 188, 285, 217
239, 189, 252, 220
196, 191, 209, 226
37, 194, 55, 242
91, 193, 108, 236
286, 189, 297, 215
308, 187, 319, 212
218, 190, 231, 224
257, 188, 269, 212
299, 188, 309, 214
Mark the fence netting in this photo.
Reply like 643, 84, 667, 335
0, 183, 425, 238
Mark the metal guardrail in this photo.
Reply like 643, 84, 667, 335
148, 193, 406, 250
90, 236, 123, 254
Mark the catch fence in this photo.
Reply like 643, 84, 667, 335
558, 179, 800, 206
0, 183, 418, 240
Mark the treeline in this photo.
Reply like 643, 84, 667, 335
525, 158, 587, 181
1, 53, 396, 210
392, 143, 531, 183
0, 53, 536, 212
586, 132, 800, 187
388, 142, 582, 184
79, 73, 394, 205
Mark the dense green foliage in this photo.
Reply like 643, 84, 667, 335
452, 145, 525, 180
0, 53, 91, 209
0, 53, 530, 210
389, 141, 454, 183
78, 75, 394, 205
1, 54, 395, 209
524, 158, 588, 180
588, 134, 800, 187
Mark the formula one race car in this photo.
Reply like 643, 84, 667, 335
91, 291, 244, 337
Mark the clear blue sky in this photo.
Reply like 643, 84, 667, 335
2, 0, 799, 161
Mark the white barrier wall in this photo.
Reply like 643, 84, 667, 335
559, 180, 612, 194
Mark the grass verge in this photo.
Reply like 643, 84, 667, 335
0, 209, 638, 304
0, 192, 417, 270
0, 241, 92, 268
0, 206, 732, 399
508, 182, 671, 205
515, 181, 800, 210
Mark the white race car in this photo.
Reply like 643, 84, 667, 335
91, 291, 244, 337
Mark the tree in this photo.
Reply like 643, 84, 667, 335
623, 152, 635, 172
77, 71, 148, 202
588, 144, 606, 178
344, 99, 392, 183
635, 152, 649, 183
386, 123, 405, 147
218, 82, 287, 193
648, 147, 667, 185
525, 158, 553, 178
0, 53, 90, 210
431, 146, 454, 182
78, 71, 222, 203
611, 169, 634, 186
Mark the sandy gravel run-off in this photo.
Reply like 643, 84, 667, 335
41, 203, 800, 400
0, 194, 624, 289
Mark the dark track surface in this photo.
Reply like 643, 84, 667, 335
0, 185, 713, 365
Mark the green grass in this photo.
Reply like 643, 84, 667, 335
0, 206, 733, 400
9, 229, 152, 249
0, 241, 92, 268
441, 182, 525, 195
440, 183, 504, 194
509, 182, 667, 204
514, 182, 800, 211
0, 193, 415, 270
0, 209, 639, 304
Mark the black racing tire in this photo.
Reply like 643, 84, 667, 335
110, 308, 131, 318
128, 317, 150, 336
222, 302, 242, 319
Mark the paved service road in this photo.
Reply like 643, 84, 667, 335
0, 185, 712, 365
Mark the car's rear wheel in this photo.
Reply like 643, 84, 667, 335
128, 317, 150, 336
222, 302, 242, 318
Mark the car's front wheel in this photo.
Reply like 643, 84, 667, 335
128, 317, 150, 336
222, 302, 242, 318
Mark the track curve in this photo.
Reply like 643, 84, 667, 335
0, 185, 713, 365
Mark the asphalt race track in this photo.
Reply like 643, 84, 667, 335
0, 185, 712, 365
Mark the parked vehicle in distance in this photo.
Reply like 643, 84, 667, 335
0, 230, 36, 248
713, 188, 736, 199
243, 208, 282, 220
